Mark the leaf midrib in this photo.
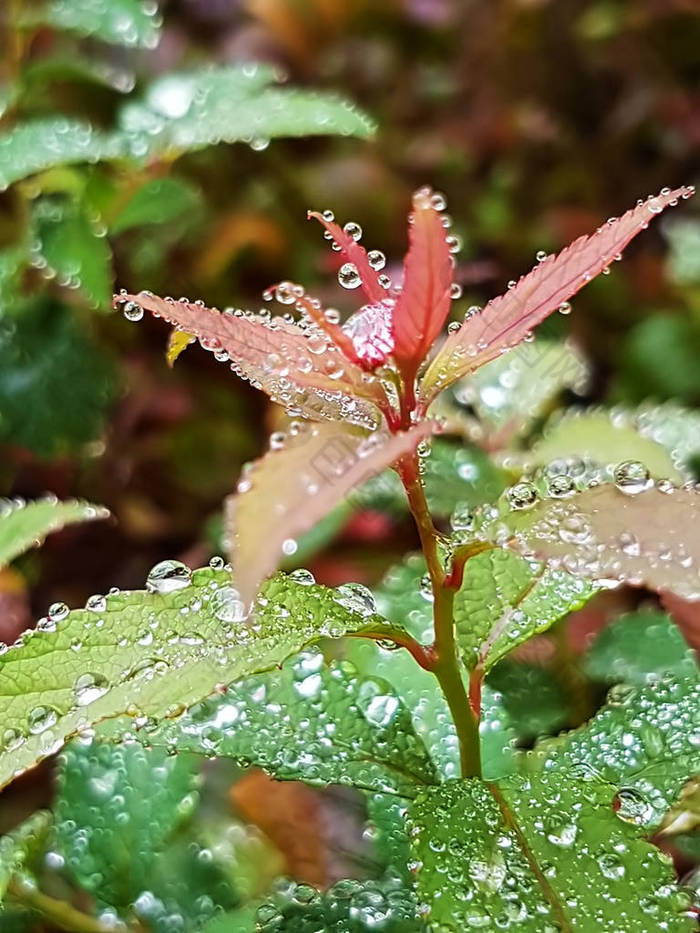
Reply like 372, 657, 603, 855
488, 781, 574, 933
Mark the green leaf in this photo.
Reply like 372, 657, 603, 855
55, 738, 200, 905
0, 119, 123, 190
119, 65, 375, 160
27, 0, 161, 48
584, 610, 697, 685
21, 55, 136, 94
532, 674, 700, 828
200, 904, 259, 933
0, 812, 51, 899
367, 794, 412, 880
110, 177, 203, 234
524, 408, 686, 482
423, 440, 507, 517
0, 496, 108, 568
253, 876, 423, 931
55, 739, 239, 929
454, 548, 597, 672
354, 439, 506, 519
0, 567, 395, 790
408, 772, 694, 931
487, 662, 569, 743
474, 480, 700, 600
449, 339, 589, 440
122, 647, 438, 796
31, 199, 113, 309
0, 298, 118, 457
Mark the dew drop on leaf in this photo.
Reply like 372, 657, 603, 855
613, 460, 653, 495
338, 262, 361, 289
145, 559, 192, 593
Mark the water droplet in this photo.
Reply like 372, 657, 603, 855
614, 460, 652, 496
74, 672, 109, 707
27, 706, 57, 734
338, 262, 361, 289
85, 594, 106, 612
547, 475, 575, 498
367, 249, 386, 270
145, 560, 192, 594
274, 281, 297, 305
122, 300, 143, 322
343, 221, 362, 241
48, 601, 69, 622
507, 481, 539, 510
211, 586, 246, 624
614, 787, 655, 826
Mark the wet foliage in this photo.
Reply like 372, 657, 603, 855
1, 1, 700, 931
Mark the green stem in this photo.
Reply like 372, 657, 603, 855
398, 452, 482, 779
7, 877, 125, 933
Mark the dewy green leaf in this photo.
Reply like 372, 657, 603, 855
54, 739, 240, 930
55, 739, 202, 906
408, 772, 695, 931
523, 408, 687, 482
487, 662, 569, 744
0, 120, 124, 190
0, 299, 118, 458
110, 177, 203, 234
26, 0, 161, 48
454, 548, 596, 672
531, 674, 700, 829
0, 568, 392, 790
118, 65, 375, 160
475, 480, 700, 600
449, 339, 589, 442
31, 199, 113, 309
0, 497, 108, 569
123, 648, 438, 796
200, 904, 259, 933
584, 610, 697, 686
254, 876, 423, 931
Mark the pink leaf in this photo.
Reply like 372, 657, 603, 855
420, 186, 694, 404
497, 483, 700, 601
115, 291, 385, 429
307, 212, 386, 305
392, 189, 454, 379
227, 420, 438, 609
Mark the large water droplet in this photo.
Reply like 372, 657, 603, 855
146, 560, 192, 594
338, 262, 361, 289
614, 460, 652, 495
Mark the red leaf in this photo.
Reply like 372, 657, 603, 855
226, 420, 438, 609
420, 186, 694, 404
116, 291, 385, 428
392, 188, 454, 379
307, 211, 386, 305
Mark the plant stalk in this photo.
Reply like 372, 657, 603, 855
398, 452, 482, 779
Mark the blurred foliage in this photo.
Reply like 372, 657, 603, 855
0, 0, 699, 929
